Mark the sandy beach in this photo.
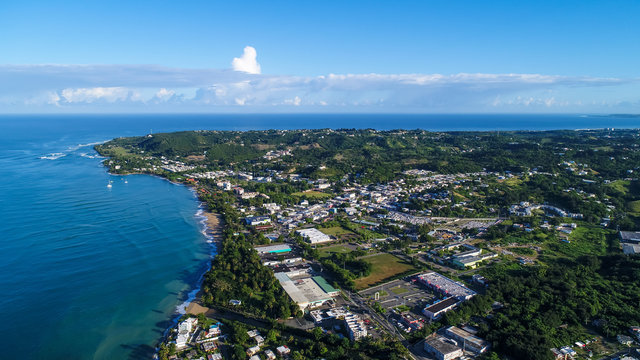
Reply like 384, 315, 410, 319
186, 210, 223, 316
203, 211, 223, 241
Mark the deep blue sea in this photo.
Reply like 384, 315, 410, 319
0, 113, 639, 359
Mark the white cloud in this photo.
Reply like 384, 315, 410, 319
231, 46, 261, 74
154, 88, 175, 102
0, 63, 638, 112
60, 87, 131, 103
284, 96, 302, 106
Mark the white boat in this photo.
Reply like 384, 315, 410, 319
107, 181, 113, 188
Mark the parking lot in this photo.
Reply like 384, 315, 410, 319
360, 278, 436, 314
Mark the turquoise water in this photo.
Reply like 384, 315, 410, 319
0, 122, 212, 359
0, 114, 638, 359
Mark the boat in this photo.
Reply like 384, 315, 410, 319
107, 180, 113, 188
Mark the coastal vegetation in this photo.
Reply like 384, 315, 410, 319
442, 254, 640, 360
95, 128, 640, 359
199, 191, 300, 319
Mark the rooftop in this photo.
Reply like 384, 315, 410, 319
254, 244, 292, 254
424, 297, 459, 314
275, 273, 336, 308
425, 334, 461, 355
620, 231, 640, 242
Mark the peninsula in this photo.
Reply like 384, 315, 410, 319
95, 128, 640, 360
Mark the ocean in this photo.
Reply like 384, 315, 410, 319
0, 113, 638, 360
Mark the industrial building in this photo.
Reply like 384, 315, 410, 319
416, 272, 476, 300
444, 326, 490, 354
254, 244, 292, 254
423, 297, 459, 321
275, 273, 339, 310
451, 252, 498, 269
296, 228, 332, 244
424, 334, 463, 360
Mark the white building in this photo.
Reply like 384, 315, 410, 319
175, 317, 198, 348
297, 228, 332, 244
424, 334, 463, 360
345, 314, 368, 340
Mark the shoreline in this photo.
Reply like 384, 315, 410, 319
108, 169, 224, 352
183, 205, 223, 316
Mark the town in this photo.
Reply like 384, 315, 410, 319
95, 128, 640, 360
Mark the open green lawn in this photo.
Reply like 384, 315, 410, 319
318, 244, 354, 258
347, 222, 386, 239
544, 226, 613, 259
100, 146, 137, 158
292, 190, 332, 199
606, 180, 630, 196
319, 226, 356, 237
627, 200, 640, 214
354, 253, 418, 290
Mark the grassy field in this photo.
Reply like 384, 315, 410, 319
628, 200, 640, 215
99, 146, 137, 158
292, 190, 332, 199
544, 226, 612, 258
354, 253, 418, 290
347, 222, 386, 240
606, 180, 630, 196
509, 247, 536, 256
318, 244, 354, 258
319, 226, 356, 237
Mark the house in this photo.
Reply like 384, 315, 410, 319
202, 323, 221, 339
201, 342, 217, 352
277, 345, 291, 356
550, 348, 567, 359
617, 334, 634, 346
264, 349, 276, 360
620, 231, 640, 243
247, 346, 261, 356
424, 334, 463, 360
254, 335, 265, 346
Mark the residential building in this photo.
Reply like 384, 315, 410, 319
246, 216, 271, 226
345, 313, 368, 340
277, 345, 291, 356
264, 349, 276, 360
247, 346, 260, 356
620, 231, 640, 243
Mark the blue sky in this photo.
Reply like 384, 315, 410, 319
1, 0, 639, 113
